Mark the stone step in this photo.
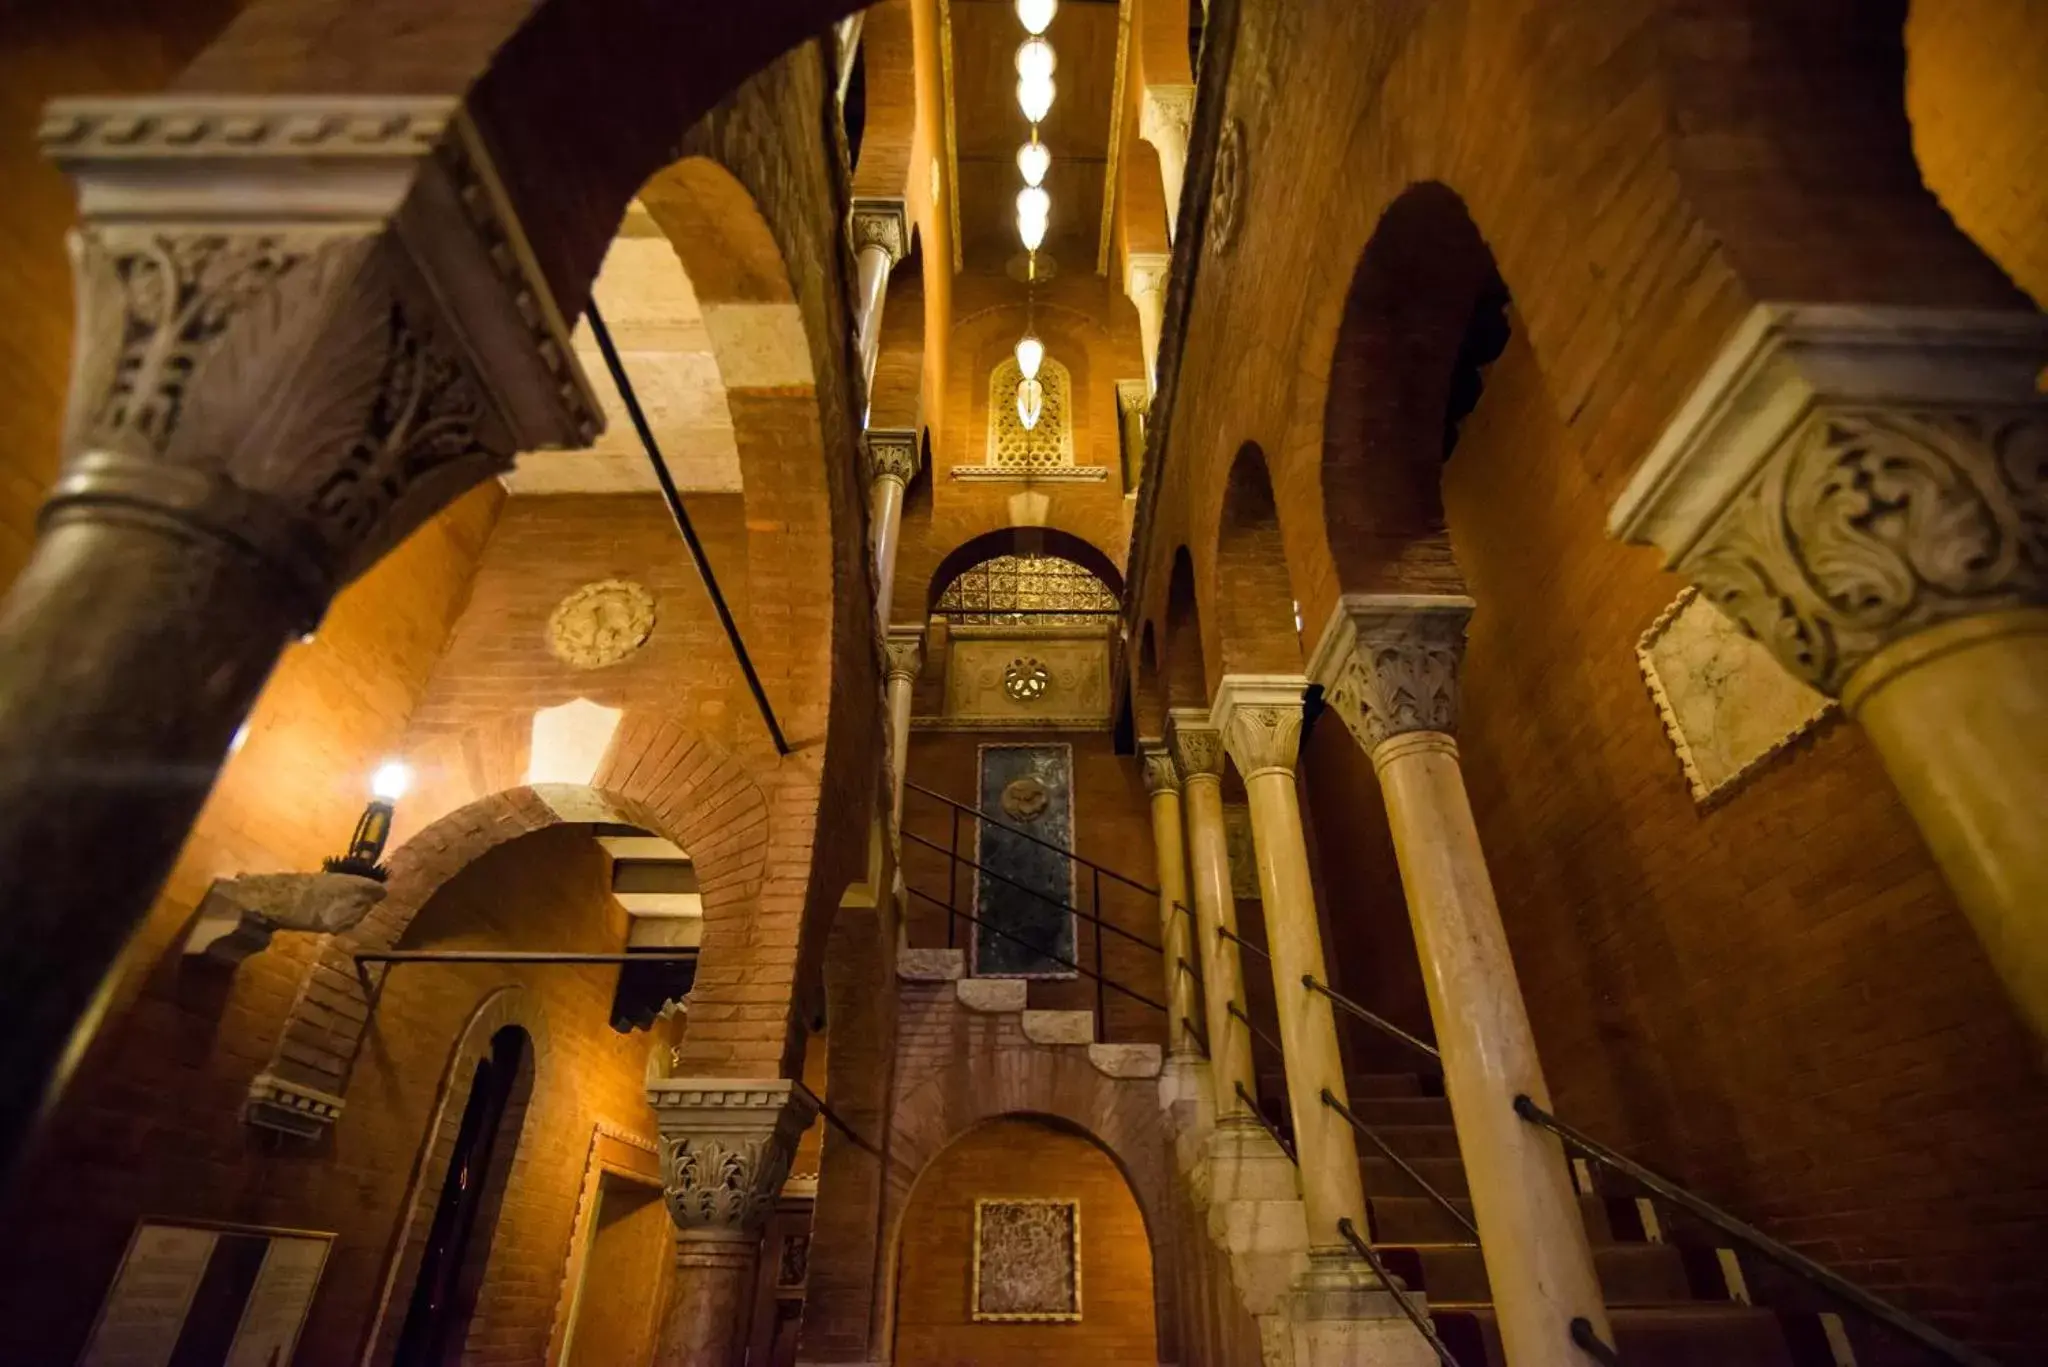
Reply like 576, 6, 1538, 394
1356, 1124, 1464, 1160
1371, 1194, 1643, 1246
1257, 1070, 1430, 1099
1379, 1243, 1724, 1307
1362, 1154, 1470, 1199
1343, 1096, 1454, 1127
1431, 1305, 1797, 1367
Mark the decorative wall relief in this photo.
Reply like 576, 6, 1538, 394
972, 1198, 1081, 1322
974, 745, 1077, 978
940, 630, 1111, 728
1637, 587, 1837, 806
547, 579, 656, 669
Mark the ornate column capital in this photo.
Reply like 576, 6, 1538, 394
1165, 707, 1226, 783
1140, 84, 1197, 151
1306, 594, 1473, 754
883, 624, 927, 684
1608, 303, 2048, 697
862, 426, 921, 488
1210, 675, 1310, 779
1124, 250, 1171, 305
1139, 738, 1182, 795
36, 95, 601, 625
849, 196, 910, 266
647, 1078, 819, 1236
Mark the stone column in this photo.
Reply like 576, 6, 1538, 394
863, 428, 920, 629
1141, 740, 1203, 1062
849, 198, 908, 406
1210, 677, 1370, 1258
883, 626, 926, 832
1139, 84, 1196, 240
1309, 596, 1610, 1367
1167, 709, 1258, 1126
1124, 252, 1170, 397
650, 1078, 819, 1367
0, 97, 599, 1172
1608, 304, 2048, 1047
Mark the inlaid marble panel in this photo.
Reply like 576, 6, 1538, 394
972, 1198, 1081, 1321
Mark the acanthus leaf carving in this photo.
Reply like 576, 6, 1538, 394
661, 1133, 784, 1234
1308, 596, 1472, 754
1139, 740, 1181, 796
1165, 709, 1225, 780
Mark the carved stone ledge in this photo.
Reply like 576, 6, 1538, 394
1210, 675, 1310, 779
949, 465, 1110, 483
1166, 707, 1227, 781
1306, 594, 1474, 754
863, 427, 920, 487
849, 197, 910, 265
183, 871, 386, 966
245, 1071, 347, 1139
39, 95, 602, 616
647, 1078, 819, 1236
1139, 738, 1181, 796
1608, 304, 2048, 697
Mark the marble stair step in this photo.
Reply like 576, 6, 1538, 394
1431, 1305, 1797, 1367
1371, 1193, 1641, 1246
1378, 1242, 1716, 1307
1355, 1124, 1465, 1160
1362, 1154, 1470, 1199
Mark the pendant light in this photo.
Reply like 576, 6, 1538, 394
1015, 0, 1057, 36
1016, 139, 1050, 188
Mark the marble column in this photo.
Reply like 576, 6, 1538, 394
883, 626, 926, 832
1141, 739, 1203, 1061
650, 1078, 819, 1366
1609, 304, 2048, 1047
849, 198, 909, 407
1124, 252, 1170, 397
1210, 676, 1370, 1259
1167, 709, 1259, 1126
1139, 84, 1196, 240
0, 97, 599, 1173
1309, 596, 1610, 1367
863, 428, 920, 629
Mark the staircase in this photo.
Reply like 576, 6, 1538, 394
1288, 1067, 1857, 1367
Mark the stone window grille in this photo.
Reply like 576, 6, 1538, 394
985, 355, 1076, 471
934, 553, 1119, 626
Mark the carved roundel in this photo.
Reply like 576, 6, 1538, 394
547, 579, 657, 669
1003, 657, 1052, 702
1001, 776, 1052, 822
1209, 118, 1245, 255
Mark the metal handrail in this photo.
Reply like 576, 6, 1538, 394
1303, 974, 1441, 1063
906, 780, 1161, 898
1226, 999, 1284, 1057
901, 827, 1163, 954
1514, 1095, 2001, 1367
1321, 1088, 1476, 1241
1570, 1318, 1623, 1367
1180, 1015, 1210, 1058
811, 1097, 882, 1159
1336, 1217, 1463, 1367
900, 883, 1169, 1015
1217, 922, 1270, 960
1233, 1081, 1294, 1162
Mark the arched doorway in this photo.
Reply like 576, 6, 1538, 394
891, 1115, 1157, 1365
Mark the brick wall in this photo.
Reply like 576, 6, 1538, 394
900, 729, 1165, 1045
892, 1116, 1156, 1366
0, 824, 661, 1367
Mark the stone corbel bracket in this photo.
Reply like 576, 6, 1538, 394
38, 96, 603, 599
183, 870, 386, 967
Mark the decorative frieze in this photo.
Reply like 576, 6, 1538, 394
1139, 739, 1181, 796
1306, 595, 1473, 753
1210, 675, 1309, 778
38, 95, 600, 620
1608, 304, 2048, 697
1165, 707, 1226, 782
647, 1079, 819, 1236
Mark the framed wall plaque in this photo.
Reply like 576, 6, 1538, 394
971, 1198, 1081, 1322
79, 1219, 334, 1367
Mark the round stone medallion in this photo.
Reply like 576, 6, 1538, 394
546, 579, 656, 669
1003, 656, 1051, 702
1001, 776, 1051, 822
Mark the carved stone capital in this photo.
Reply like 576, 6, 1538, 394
1139, 738, 1181, 796
37, 96, 601, 625
1166, 707, 1226, 782
884, 625, 927, 683
1124, 251, 1171, 305
863, 427, 920, 488
1210, 675, 1308, 779
1306, 594, 1473, 754
182, 871, 386, 966
245, 1072, 347, 1139
647, 1078, 818, 1236
1609, 304, 2048, 697
1139, 84, 1197, 152
849, 197, 910, 266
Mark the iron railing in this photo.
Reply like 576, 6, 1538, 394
1336, 1217, 1464, 1367
1321, 1087, 1476, 1241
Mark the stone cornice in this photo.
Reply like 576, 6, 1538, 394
1307, 594, 1473, 753
1165, 706, 1226, 781
1139, 738, 1181, 795
1209, 674, 1308, 778
1608, 303, 2048, 695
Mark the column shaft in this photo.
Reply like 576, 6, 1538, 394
885, 657, 917, 830
1147, 779, 1202, 1057
1375, 731, 1609, 1366
656, 1229, 760, 1367
854, 241, 891, 401
1181, 774, 1257, 1121
869, 473, 907, 628
1240, 766, 1368, 1252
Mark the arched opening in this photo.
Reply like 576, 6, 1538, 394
394, 1025, 533, 1366
891, 1115, 1157, 1365
926, 527, 1124, 624
842, 42, 869, 167
1210, 445, 1300, 678
1160, 546, 1206, 711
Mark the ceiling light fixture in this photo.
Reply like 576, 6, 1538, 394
1015, 0, 1057, 36
1016, 73, 1056, 124
1015, 332, 1044, 380
1015, 186, 1050, 251
1016, 139, 1050, 188
1015, 36, 1056, 84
